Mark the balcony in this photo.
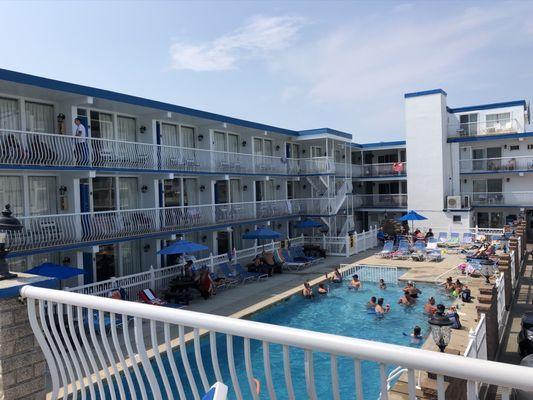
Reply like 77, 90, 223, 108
352, 162, 407, 178
460, 156, 533, 174
5, 198, 335, 253
353, 194, 408, 209
449, 118, 522, 138
464, 191, 533, 207
0, 129, 334, 176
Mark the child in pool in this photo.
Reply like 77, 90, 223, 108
302, 282, 313, 298
403, 326, 423, 344
349, 274, 362, 290
379, 278, 387, 289
317, 283, 328, 294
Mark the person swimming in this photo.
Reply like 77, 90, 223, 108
302, 282, 313, 298
318, 283, 328, 295
398, 291, 415, 305
375, 297, 389, 315
403, 326, 423, 344
349, 274, 362, 290
330, 267, 342, 283
367, 296, 377, 308
424, 297, 437, 314
404, 282, 421, 298
379, 279, 386, 290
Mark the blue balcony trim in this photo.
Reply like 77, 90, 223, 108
448, 100, 526, 114
298, 128, 352, 140
448, 131, 533, 143
7, 213, 337, 258
0, 68, 299, 137
0, 164, 334, 177
404, 89, 447, 98
350, 140, 406, 149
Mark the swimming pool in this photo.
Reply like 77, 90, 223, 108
104, 274, 448, 399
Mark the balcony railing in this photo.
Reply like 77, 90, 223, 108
354, 194, 408, 208
0, 129, 334, 175
21, 285, 533, 400
464, 191, 533, 207
352, 162, 407, 178
460, 156, 533, 173
449, 118, 522, 138
6, 198, 334, 253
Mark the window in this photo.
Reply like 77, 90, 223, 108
472, 178, 502, 193
230, 179, 242, 203
119, 177, 138, 210
377, 154, 398, 164
228, 133, 239, 153
25, 102, 54, 133
253, 138, 273, 156
119, 241, 141, 276
486, 112, 510, 128
93, 177, 116, 211
510, 145, 520, 151
181, 126, 195, 148
310, 146, 323, 158
117, 116, 136, 142
29, 176, 57, 215
453, 215, 461, 223
459, 113, 478, 136
214, 131, 227, 152
162, 123, 179, 147
90, 111, 113, 139
528, 144, 533, 150
164, 179, 181, 207
183, 178, 198, 205
0, 97, 20, 130
0, 176, 23, 215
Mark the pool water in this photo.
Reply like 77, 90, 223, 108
104, 277, 448, 399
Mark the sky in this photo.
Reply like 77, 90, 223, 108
1, 0, 532, 142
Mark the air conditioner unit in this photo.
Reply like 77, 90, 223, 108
447, 196, 462, 210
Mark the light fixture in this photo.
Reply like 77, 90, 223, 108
62, 257, 71, 265
242, 140, 247, 147
59, 185, 68, 196
198, 134, 204, 142
245, 228, 250, 233
302, 184, 307, 189
342, 155, 346, 159
200, 185, 206, 192
277, 223, 282, 229
428, 305, 453, 352
275, 145, 280, 151
276, 185, 281, 190
57, 113, 66, 122
143, 244, 151, 252
139, 126, 147, 134
302, 149, 306, 154
141, 185, 148, 193
0, 205, 23, 280
201, 235, 207, 242
243, 185, 248, 191
463, 179, 467, 184
506, 178, 510, 182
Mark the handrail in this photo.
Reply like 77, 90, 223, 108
20, 285, 533, 395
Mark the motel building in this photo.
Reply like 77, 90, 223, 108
0, 70, 530, 286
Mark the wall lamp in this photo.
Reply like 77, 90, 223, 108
276, 185, 281, 190
243, 185, 248, 191
275, 145, 280, 151
59, 185, 68, 196
141, 185, 149, 193
202, 235, 207, 242
62, 257, 71, 265
198, 134, 204, 142
200, 185, 206, 192
139, 126, 147, 134
242, 140, 247, 147
143, 244, 151, 252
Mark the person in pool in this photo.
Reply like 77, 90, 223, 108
379, 279, 387, 290
302, 282, 313, 298
330, 267, 343, 283
375, 298, 390, 315
367, 296, 377, 308
318, 283, 328, 295
349, 274, 362, 290
424, 297, 437, 314
398, 291, 415, 305
403, 326, 423, 344
404, 282, 422, 298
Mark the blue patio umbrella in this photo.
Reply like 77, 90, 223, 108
294, 219, 323, 229
398, 210, 427, 230
158, 239, 209, 255
26, 262, 86, 280
242, 227, 282, 240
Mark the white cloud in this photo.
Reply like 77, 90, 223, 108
170, 15, 305, 71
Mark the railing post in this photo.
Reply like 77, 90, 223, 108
149, 265, 155, 290
362, 230, 366, 250
209, 253, 214, 272
345, 236, 350, 257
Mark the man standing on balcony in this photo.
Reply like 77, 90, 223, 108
73, 118, 88, 164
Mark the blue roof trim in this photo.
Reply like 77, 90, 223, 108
404, 89, 447, 98
448, 131, 533, 143
448, 100, 526, 114
359, 140, 406, 149
298, 128, 352, 140
0, 68, 299, 137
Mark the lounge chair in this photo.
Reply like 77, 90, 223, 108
291, 246, 319, 263
138, 288, 168, 305
235, 263, 268, 281
426, 238, 443, 261
437, 232, 448, 246
411, 240, 427, 261
461, 233, 474, 246
392, 240, 411, 260
281, 249, 310, 270
210, 271, 238, 290
446, 232, 460, 247
376, 240, 394, 258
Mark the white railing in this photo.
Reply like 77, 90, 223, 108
355, 162, 407, 178
459, 155, 533, 173
340, 264, 398, 283
510, 250, 517, 290
463, 191, 533, 207
449, 118, 523, 137
6, 198, 334, 253
464, 314, 488, 399
0, 129, 334, 175
354, 194, 408, 208
21, 285, 533, 400
495, 273, 508, 341
65, 230, 378, 299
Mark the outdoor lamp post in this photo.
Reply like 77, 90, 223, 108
428, 305, 453, 353
0, 205, 22, 280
